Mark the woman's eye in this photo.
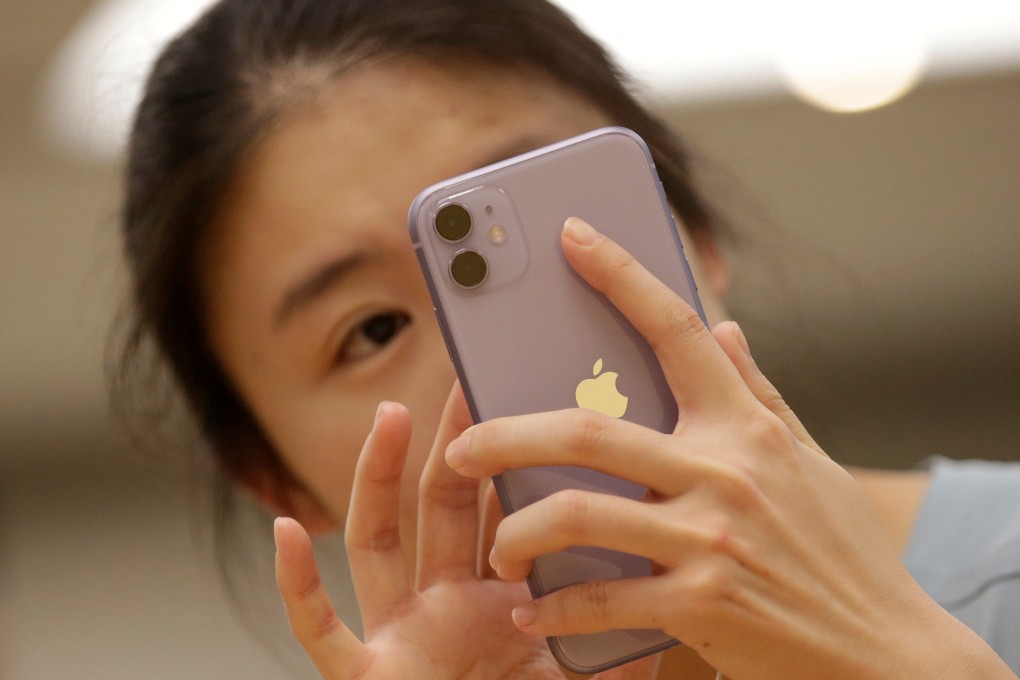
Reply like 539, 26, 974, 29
336, 311, 411, 364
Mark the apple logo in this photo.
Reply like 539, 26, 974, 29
574, 358, 629, 418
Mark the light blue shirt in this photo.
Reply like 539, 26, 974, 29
903, 457, 1020, 673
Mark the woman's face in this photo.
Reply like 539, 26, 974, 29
198, 59, 726, 543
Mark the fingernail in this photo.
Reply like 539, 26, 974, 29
512, 603, 537, 628
375, 401, 390, 423
273, 517, 283, 544
488, 546, 498, 572
445, 435, 469, 469
733, 322, 752, 360
563, 217, 598, 246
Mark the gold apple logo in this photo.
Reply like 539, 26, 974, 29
574, 358, 628, 418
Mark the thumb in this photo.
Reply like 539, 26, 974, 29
275, 517, 367, 677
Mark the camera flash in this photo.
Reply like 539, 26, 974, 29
488, 224, 507, 244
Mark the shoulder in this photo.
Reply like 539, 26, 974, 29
903, 457, 1020, 673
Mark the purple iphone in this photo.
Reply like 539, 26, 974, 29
408, 127, 706, 673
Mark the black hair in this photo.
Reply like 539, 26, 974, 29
116, 0, 720, 527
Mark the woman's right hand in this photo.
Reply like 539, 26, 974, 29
444, 218, 1017, 680
273, 383, 660, 680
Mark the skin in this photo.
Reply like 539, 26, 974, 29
198, 59, 1014, 679
451, 219, 1011, 679
200, 58, 701, 540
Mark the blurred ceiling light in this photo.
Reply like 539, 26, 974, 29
771, 2, 928, 112
43, 0, 215, 158
44, 0, 1020, 158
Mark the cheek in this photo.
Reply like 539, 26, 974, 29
274, 399, 375, 525
397, 323, 459, 514
271, 317, 457, 528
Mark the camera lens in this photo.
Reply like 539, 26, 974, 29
435, 204, 472, 242
450, 249, 488, 289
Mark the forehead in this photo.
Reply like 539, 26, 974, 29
219, 61, 607, 236
200, 59, 608, 323
217, 59, 608, 242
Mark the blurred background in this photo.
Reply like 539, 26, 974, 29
1, 0, 1018, 677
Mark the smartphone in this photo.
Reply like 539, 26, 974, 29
408, 127, 706, 673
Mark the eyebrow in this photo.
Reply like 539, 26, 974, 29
271, 136, 556, 331
273, 251, 373, 330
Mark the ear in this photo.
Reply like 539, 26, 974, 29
239, 468, 338, 535
688, 229, 730, 300
217, 426, 339, 535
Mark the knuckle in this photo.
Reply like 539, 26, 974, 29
419, 458, 477, 506
549, 489, 591, 537
565, 409, 610, 458
705, 516, 751, 566
344, 525, 401, 553
305, 622, 346, 654
684, 561, 736, 619
747, 412, 796, 455
759, 385, 793, 420
575, 580, 612, 624
708, 519, 737, 557
289, 569, 325, 605
282, 581, 343, 645
296, 604, 342, 645
471, 418, 499, 454
463, 418, 510, 467
715, 464, 764, 513
651, 296, 704, 350
602, 248, 641, 293
421, 474, 477, 509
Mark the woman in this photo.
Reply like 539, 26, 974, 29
117, 0, 1020, 678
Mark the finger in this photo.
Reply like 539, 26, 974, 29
478, 480, 504, 578
511, 576, 669, 637
490, 490, 703, 581
712, 321, 823, 455
275, 517, 367, 678
561, 217, 748, 415
447, 408, 709, 497
344, 401, 414, 631
511, 571, 746, 643
416, 381, 481, 588
594, 653, 662, 680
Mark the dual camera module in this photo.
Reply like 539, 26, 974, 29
429, 185, 525, 292
435, 203, 489, 289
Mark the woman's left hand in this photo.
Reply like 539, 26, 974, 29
444, 217, 1014, 680
274, 379, 660, 680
